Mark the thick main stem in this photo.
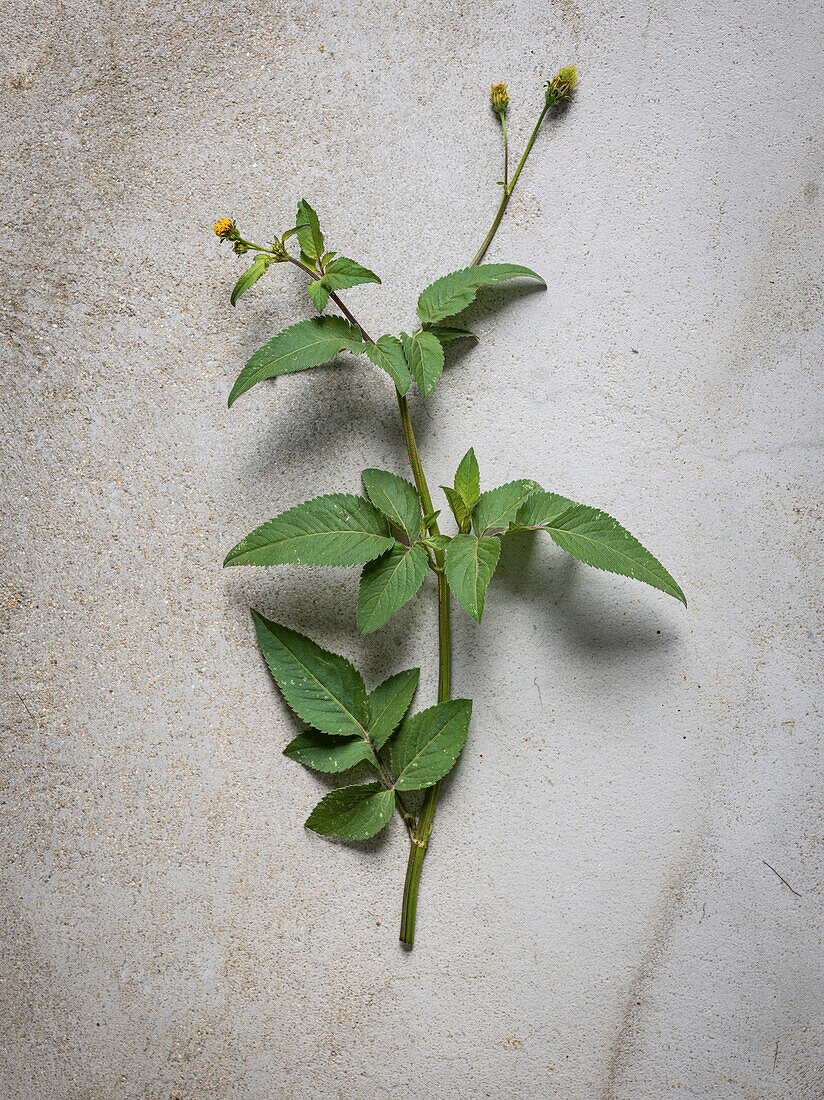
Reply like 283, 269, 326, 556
399, 569, 450, 945
398, 100, 553, 946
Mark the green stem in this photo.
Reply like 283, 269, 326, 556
399, 570, 450, 946
398, 96, 553, 947
259, 96, 553, 943
502, 116, 509, 191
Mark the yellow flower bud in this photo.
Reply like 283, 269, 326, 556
213, 217, 237, 241
490, 82, 509, 117
545, 65, 578, 108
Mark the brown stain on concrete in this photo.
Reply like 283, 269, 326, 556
600, 842, 704, 1100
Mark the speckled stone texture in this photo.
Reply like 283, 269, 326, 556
2, 1, 822, 1097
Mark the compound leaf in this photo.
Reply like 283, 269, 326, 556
416, 263, 546, 325
357, 544, 429, 635
362, 468, 422, 542
367, 668, 420, 750
391, 699, 472, 791
444, 534, 501, 622
225, 493, 393, 568
284, 731, 373, 773
305, 782, 395, 840
252, 613, 370, 738
229, 316, 364, 406
473, 479, 542, 535
364, 335, 413, 395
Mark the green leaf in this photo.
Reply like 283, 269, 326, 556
511, 489, 574, 530
357, 544, 429, 635
441, 485, 472, 533
401, 330, 445, 398
252, 614, 370, 738
305, 782, 395, 840
228, 316, 364, 407
538, 503, 687, 604
295, 198, 325, 264
473, 479, 542, 535
391, 699, 472, 791
367, 668, 420, 750
306, 279, 331, 312
225, 493, 393, 567
364, 335, 413, 395
362, 468, 422, 542
230, 254, 273, 307
284, 730, 373, 773
426, 324, 476, 343
306, 258, 381, 315
454, 447, 480, 509
416, 263, 547, 325
421, 534, 452, 552
444, 534, 501, 622
322, 256, 381, 291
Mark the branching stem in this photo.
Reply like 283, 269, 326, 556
257, 97, 554, 944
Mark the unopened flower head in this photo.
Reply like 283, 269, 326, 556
545, 65, 578, 108
270, 238, 289, 262
490, 82, 509, 117
213, 217, 238, 241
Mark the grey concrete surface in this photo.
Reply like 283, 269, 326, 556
2, 0, 822, 1096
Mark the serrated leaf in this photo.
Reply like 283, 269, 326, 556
473, 479, 542, 535
539, 504, 687, 604
426, 324, 477, 342
230, 254, 273, 307
305, 782, 395, 840
252, 613, 370, 737
454, 447, 480, 509
511, 489, 574, 530
284, 730, 373, 773
322, 256, 381, 291
225, 493, 393, 567
367, 668, 420, 750
228, 316, 364, 406
416, 263, 547, 325
364, 335, 413, 395
357, 544, 429, 635
421, 534, 452, 552
306, 279, 331, 312
296, 198, 325, 264
390, 699, 472, 791
441, 485, 472, 533
444, 534, 501, 622
362, 468, 422, 542
401, 330, 445, 398
307, 258, 381, 315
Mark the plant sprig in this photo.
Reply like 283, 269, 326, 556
213, 66, 686, 948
